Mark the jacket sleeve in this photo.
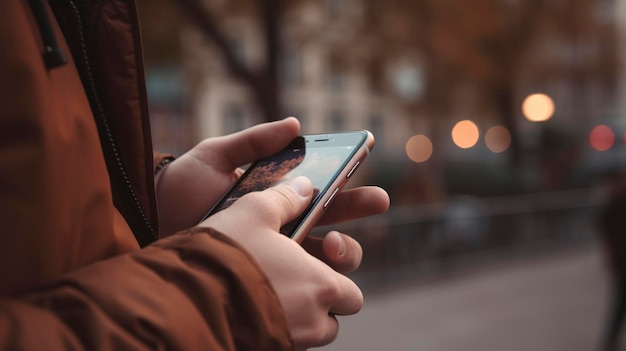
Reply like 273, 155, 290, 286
0, 228, 294, 351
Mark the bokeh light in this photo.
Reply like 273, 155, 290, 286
451, 120, 479, 149
405, 134, 433, 163
522, 93, 555, 122
589, 125, 615, 151
485, 126, 511, 153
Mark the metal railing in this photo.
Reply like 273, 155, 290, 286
313, 186, 608, 285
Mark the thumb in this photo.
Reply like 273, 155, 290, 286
232, 176, 314, 229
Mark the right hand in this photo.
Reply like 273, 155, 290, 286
198, 176, 363, 350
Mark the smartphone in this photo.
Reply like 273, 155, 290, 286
200, 130, 374, 242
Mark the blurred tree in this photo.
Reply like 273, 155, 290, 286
137, 0, 288, 122
176, 0, 286, 122
137, 0, 618, 181
359, 0, 618, 164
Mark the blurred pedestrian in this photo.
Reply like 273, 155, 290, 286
599, 174, 626, 351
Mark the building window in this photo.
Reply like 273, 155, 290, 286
223, 102, 245, 134
329, 110, 346, 131
596, 0, 614, 24
224, 30, 248, 75
369, 112, 384, 147
366, 61, 384, 94
326, 0, 346, 21
327, 68, 345, 93
281, 48, 302, 87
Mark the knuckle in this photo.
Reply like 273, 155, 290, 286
324, 276, 363, 315
237, 186, 300, 224
319, 279, 342, 305
300, 318, 339, 348
267, 186, 303, 220
268, 186, 296, 209
234, 191, 277, 220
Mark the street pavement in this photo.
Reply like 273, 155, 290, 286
320, 244, 613, 351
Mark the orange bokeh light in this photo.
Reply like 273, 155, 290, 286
451, 120, 479, 149
522, 94, 555, 122
589, 125, 615, 151
485, 126, 511, 153
405, 134, 433, 163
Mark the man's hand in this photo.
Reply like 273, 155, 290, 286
198, 177, 363, 349
155, 117, 301, 236
155, 116, 389, 273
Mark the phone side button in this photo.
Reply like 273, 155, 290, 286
323, 187, 341, 209
346, 161, 361, 178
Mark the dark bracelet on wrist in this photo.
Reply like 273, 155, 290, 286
154, 156, 176, 175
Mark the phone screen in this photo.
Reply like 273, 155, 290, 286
204, 131, 369, 238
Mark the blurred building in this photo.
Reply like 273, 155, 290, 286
138, 0, 626, 201
179, 0, 621, 173
181, 0, 414, 158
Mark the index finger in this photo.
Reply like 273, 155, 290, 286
317, 186, 390, 226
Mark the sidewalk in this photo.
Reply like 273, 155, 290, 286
321, 244, 611, 351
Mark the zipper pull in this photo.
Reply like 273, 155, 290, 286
29, 0, 67, 69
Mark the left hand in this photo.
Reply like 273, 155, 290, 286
155, 117, 301, 236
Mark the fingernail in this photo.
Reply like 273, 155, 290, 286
337, 235, 347, 257
286, 176, 312, 197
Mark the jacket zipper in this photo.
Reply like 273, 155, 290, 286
67, 0, 157, 246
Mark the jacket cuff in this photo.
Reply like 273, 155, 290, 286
150, 227, 295, 349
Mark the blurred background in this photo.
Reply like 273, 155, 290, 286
136, 0, 626, 349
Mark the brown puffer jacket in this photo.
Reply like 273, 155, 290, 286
0, 0, 293, 349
